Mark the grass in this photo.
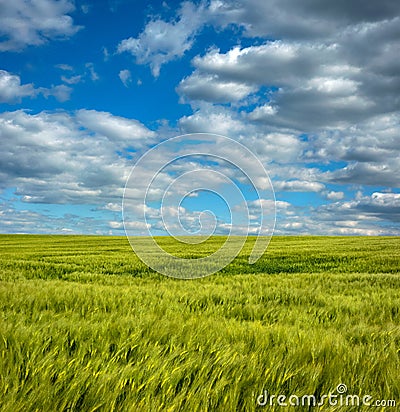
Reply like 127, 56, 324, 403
0, 235, 399, 411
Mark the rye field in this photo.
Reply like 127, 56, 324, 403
0, 235, 399, 411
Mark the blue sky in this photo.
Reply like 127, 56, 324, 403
0, 0, 399, 236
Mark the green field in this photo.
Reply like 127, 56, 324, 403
0, 235, 399, 411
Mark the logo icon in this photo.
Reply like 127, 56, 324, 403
123, 133, 275, 278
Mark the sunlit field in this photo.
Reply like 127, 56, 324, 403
0, 235, 399, 411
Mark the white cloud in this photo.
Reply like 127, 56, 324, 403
55, 64, 74, 71
1, 108, 398, 235
117, 1, 207, 76
207, 0, 400, 39
247, 105, 278, 120
81, 4, 90, 14
270, 192, 400, 236
1, 1, 398, 236
306, 77, 359, 94
247, 198, 290, 211
0, 70, 35, 103
183, 41, 381, 130
168, 1, 400, 132
85, 63, 99, 81
329, 162, 400, 188
61, 75, 82, 85
177, 72, 257, 103
0, 0, 81, 51
102, 47, 111, 62
0, 110, 155, 204
324, 191, 345, 201
109, 220, 150, 230
274, 180, 325, 192
302, 114, 400, 188
0, 70, 72, 103
113, 0, 400, 136
178, 106, 304, 164
242, 133, 303, 163
104, 203, 122, 212
56, 63, 101, 85
0, 201, 112, 235
40, 84, 72, 102
192, 42, 317, 85
119, 69, 132, 87
370, 192, 400, 206
317, 192, 400, 225
76, 109, 156, 145
179, 105, 247, 136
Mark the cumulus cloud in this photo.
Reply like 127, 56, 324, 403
40, 84, 72, 102
180, 41, 382, 130
177, 72, 257, 103
102, 203, 122, 213
0, 70, 35, 103
1, 107, 397, 235
178, 106, 304, 163
207, 0, 400, 39
179, 105, 247, 136
318, 192, 400, 225
0, 0, 81, 51
324, 191, 345, 201
175, 0, 400, 202
115, 0, 400, 91
2, 0, 399, 235
76, 109, 156, 145
61, 75, 82, 85
85, 63, 99, 81
119, 69, 132, 87
55, 64, 74, 71
191, 42, 334, 86
0, 110, 155, 204
115, 0, 400, 138
0, 201, 113, 235
274, 180, 325, 192
329, 162, 400, 188
56, 62, 101, 85
0, 70, 72, 103
302, 114, 400, 188
167, 0, 400, 134
117, 1, 207, 76
270, 192, 400, 236
109, 220, 150, 231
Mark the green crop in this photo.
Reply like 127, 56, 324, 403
0, 235, 399, 411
